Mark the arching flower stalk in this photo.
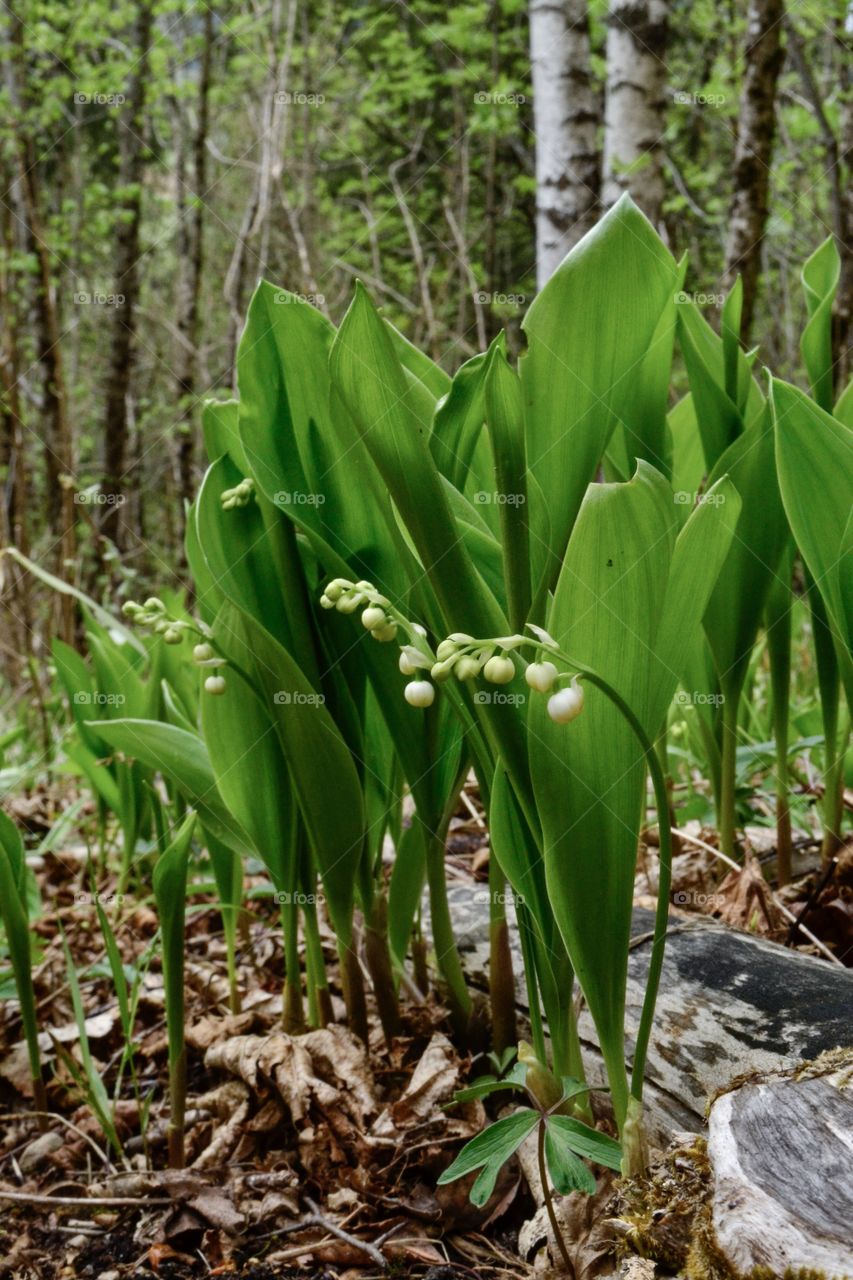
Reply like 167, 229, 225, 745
123, 600, 229, 694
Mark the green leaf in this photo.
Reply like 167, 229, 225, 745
545, 1114, 622, 1171
484, 340, 530, 628
87, 719, 249, 854
770, 377, 853, 702
520, 195, 679, 577
703, 406, 788, 701
800, 238, 839, 411
212, 601, 366, 938
544, 1124, 597, 1195
437, 1108, 538, 1185
0, 812, 41, 1090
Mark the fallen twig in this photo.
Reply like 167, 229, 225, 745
671, 828, 842, 966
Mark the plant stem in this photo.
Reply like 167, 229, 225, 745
515, 901, 547, 1065
167, 1043, 186, 1169
338, 936, 369, 1044
718, 692, 739, 860
488, 856, 517, 1054
537, 1116, 572, 1274
420, 816, 472, 1038
280, 899, 305, 1034
303, 896, 332, 1027
364, 892, 401, 1045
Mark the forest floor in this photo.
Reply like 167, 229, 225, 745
1, 782, 851, 1280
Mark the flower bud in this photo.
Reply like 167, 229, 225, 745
144, 597, 164, 612
204, 675, 227, 696
404, 680, 435, 708
430, 660, 453, 683
163, 627, 182, 645
517, 1041, 563, 1110
325, 580, 345, 602
483, 655, 515, 685
525, 660, 559, 693
454, 655, 481, 681
371, 622, 398, 642
448, 632, 474, 644
336, 596, 359, 614
319, 594, 334, 609
362, 605, 387, 631
435, 638, 458, 661
547, 678, 584, 724
193, 642, 215, 662
399, 650, 418, 675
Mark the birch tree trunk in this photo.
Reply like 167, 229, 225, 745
530, 0, 600, 288
723, 0, 785, 343
602, 0, 669, 227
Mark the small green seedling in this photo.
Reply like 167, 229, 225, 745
440, 1043, 621, 1270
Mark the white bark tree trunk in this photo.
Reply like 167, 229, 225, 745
530, 0, 600, 288
602, 0, 669, 227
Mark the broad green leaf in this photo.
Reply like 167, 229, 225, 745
200, 653, 294, 893
520, 195, 679, 576
485, 341, 530, 627
212, 601, 366, 936
430, 350, 488, 487
87, 719, 249, 854
437, 1108, 538, 1184
201, 397, 249, 471
770, 378, 853, 701
530, 465, 676, 1122
801, 238, 839, 412
703, 405, 788, 700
